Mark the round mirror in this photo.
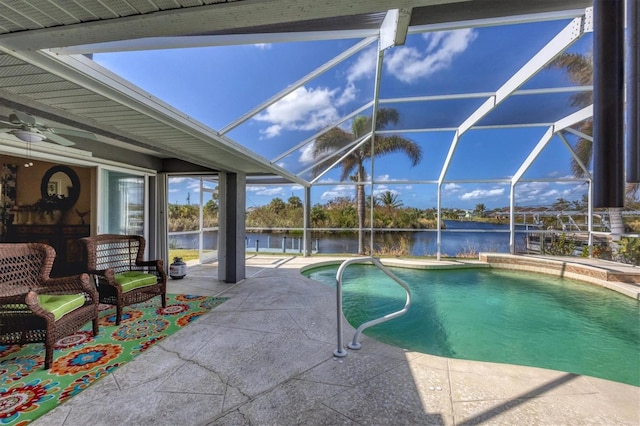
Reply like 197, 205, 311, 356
40, 165, 80, 211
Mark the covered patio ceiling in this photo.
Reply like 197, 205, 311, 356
0, 0, 594, 183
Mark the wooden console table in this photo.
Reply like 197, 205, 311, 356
6, 224, 90, 277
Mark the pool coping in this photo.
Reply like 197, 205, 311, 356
479, 253, 640, 300
300, 254, 640, 300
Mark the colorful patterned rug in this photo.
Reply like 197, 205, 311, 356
0, 294, 227, 425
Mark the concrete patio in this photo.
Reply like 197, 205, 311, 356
34, 255, 639, 425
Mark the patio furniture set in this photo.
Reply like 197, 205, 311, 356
0, 234, 166, 368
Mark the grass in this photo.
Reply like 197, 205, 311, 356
168, 249, 200, 262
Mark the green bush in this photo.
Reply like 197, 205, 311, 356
618, 237, 640, 265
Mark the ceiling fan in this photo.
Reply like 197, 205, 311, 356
0, 110, 97, 146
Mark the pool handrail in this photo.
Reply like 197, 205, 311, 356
334, 256, 412, 357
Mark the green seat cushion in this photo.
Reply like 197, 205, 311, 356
114, 271, 158, 292
37, 294, 85, 320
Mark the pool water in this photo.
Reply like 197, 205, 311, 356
304, 265, 640, 386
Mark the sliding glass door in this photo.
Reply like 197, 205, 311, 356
100, 169, 146, 236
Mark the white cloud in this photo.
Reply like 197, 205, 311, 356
443, 183, 462, 193
299, 144, 316, 164
336, 82, 357, 106
321, 185, 354, 200
385, 29, 478, 83
254, 86, 341, 138
542, 189, 560, 198
346, 48, 377, 83
377, 174, 391, 182
254, 43, 272, 50
247, 186, 285, 196
374, 187, 400, 197
460, 187, 505, 200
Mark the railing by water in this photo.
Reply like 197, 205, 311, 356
334, 257, 412, 357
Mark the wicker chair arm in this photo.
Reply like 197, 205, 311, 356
138, 259, 163, 269
40, 274, 92, 295
24, 290, 55, 321
138, 259, 167, 280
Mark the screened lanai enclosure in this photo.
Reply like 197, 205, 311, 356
0, 0, 638, 273
158, 4, 637, 262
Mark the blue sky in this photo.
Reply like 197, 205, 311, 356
94, 17, 592, 210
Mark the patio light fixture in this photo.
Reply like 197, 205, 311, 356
11, 129, 45, 143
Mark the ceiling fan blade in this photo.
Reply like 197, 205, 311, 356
48, 127, 97, 141
0, 119, 19, 127
10, 111, 36, 126
42, 131, 75, 146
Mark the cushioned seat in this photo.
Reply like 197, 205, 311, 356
37, 293, 86, 320
0, 243, 99, 369
80, 234, 166, 325
115, 271, 160, 292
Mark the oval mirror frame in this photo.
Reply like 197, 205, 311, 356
40, 165, 80, 211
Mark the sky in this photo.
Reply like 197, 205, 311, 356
93, 15, 593, 211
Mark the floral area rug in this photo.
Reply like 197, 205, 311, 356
0, 294, 227, 425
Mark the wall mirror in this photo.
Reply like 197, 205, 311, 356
40, 165, 80, 211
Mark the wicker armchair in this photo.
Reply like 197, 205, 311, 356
80, 234, 166, 325
0, 243, 99, 369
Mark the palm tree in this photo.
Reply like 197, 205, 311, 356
378, 190, 403, 210
312, 108, 422, 254
474, 203, 486, 218
548, 53, 594, 178
549, 52, 637, 233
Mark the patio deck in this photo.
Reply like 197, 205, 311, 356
34, 255, 639, 425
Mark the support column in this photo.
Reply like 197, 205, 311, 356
628, 0, 639, 183
593, 0, 625, 207
303, 186, 311, 257
217, 172, 246, 283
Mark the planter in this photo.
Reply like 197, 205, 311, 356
169, 257, 187, 279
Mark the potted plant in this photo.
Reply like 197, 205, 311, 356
32, 194, 65, 224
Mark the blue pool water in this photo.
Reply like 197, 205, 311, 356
304, 265, 640, 386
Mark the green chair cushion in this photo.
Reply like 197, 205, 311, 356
114, 271, 158, 292
37, 294, 86, 320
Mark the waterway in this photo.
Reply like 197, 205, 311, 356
170, 220, 531, 256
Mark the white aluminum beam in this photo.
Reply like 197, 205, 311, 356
563, 126, 594, 141
511, 127, 555, 185
495, 16, 584, 102
309, 132, 372, 184
557, 131, 592, 179
271, 101, 373, 163
53, 30, 381, 54
220, 37, 377, 135
0, 0, 469, 51
380, 9, 412, 50
409, 9, 587, 35
437, 15, 586, 186
511, 105, 592, 184
0, 46, 306, 185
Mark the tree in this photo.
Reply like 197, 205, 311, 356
552, 198, 571, 211
474, 203, 486, 218
287, 195, 302, 209
549, 52, 637, 233
311, 108, 422, 254
377, 191, 403, 210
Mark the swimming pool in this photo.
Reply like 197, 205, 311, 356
304, 265, 640, 386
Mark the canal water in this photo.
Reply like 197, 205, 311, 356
170, 220, 529, 256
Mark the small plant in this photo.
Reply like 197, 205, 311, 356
617, 237, 640, 265
172, 256, 184, 263
545, 233, 575, 256
32, 194, 66, 214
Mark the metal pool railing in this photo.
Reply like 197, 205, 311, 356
334, 257, 412, 357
